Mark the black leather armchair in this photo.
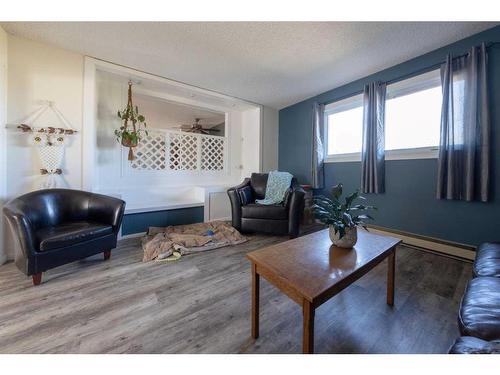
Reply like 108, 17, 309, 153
227, 173, 305, 238
3, 189, 125, 285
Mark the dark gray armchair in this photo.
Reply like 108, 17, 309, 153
227, 173, 305, 238
3, 189, 125, 285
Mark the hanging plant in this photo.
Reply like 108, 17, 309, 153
114, 82, 148, 160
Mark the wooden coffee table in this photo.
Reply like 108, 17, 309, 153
246, 228, 401, 354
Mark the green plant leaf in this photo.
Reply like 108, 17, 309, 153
331, 183, 343, 199
314, 186, 376, 231
344, 190, 360, 209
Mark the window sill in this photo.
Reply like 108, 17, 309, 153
324, 147, 439, 163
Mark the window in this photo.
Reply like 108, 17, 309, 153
325, 69, 442, 162
325, 94, 363, 160
385, 69, 442, 153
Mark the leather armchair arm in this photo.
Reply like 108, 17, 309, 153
227, 178, 250, 231
3, 204, 37, 258
88, 193, 126, 233
228, 178, 251, 193
288, 183, 305, 238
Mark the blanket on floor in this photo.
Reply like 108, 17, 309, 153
142, 221, 248, 262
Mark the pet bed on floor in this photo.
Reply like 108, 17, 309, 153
142, 221, 248, 262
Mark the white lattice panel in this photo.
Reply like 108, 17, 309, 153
201, 136, 225, 171
128, 128, 226, 173
130, 131, 166, 170
168, 133, 199, 171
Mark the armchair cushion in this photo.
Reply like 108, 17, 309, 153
473, 242, 500, 278
242, 203, 288, 220
238, 186, 254, 206
458, 277, 500, 341
36, 221, 113, 252
250, 173, 268, 200
449, 336, 500, 354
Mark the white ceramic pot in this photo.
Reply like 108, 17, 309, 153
329, 225, 358, 248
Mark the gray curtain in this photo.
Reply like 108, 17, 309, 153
437, 43, 490, 202
311, 102, 325, 189
361, 82, 386, 193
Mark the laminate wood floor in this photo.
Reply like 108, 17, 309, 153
0, 228, 472, 354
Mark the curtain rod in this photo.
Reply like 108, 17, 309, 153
322, 41, 500, 106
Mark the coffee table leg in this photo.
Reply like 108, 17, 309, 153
302, 299, 315, 354
387, 249, 396, 306
251, 263, 260, 339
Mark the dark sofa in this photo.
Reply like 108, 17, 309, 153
227, 173, 305, 238
3, 189, 125, 285
449, 242, 500, 354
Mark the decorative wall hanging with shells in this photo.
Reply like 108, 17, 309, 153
13, 101, 77, 189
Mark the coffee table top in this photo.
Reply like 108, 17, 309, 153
247, 229, 401, 305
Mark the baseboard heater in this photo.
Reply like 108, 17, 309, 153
366, 225, 476, 261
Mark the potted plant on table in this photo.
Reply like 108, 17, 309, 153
114, 82, 148, 161
312, 183, 376, 248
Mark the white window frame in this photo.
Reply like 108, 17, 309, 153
324, 69, 441, 163
324, 93, 363, 163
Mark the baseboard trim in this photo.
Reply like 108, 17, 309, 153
120, 232, 147, 240
367, 225, 476, 261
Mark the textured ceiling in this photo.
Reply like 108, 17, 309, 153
1, 22, 498, 109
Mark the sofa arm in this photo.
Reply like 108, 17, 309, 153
288, 186, 305, 238
227, 178, 250, 231
88, 193, 126, 233
3, 204, 38, 271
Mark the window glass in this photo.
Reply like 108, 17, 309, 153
326, 106, 363, 155
385, 86, 442, 150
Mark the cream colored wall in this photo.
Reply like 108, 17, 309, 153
0, 27, 8, 264
240, 107, 262, 177
6, 35, 84, 197
262, 106, 278, 172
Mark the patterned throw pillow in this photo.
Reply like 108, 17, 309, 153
238, 186, 254, 206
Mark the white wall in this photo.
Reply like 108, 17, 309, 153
240, 107, 262, 178
0, 26, 8, 265
2, 35, 84, 262
261, 106, 279, 172
6, 35, 84, 196
94, 70, 246, 193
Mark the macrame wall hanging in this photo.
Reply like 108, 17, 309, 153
15, 101, 77, 189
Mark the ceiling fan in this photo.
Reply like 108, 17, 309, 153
176, 118, 223, 135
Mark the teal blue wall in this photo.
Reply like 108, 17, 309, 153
279, 26, 500, 246
122, 206, 204, 235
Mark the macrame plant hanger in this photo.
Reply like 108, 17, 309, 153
16, 101, 78, 189
123, 82, 137, 161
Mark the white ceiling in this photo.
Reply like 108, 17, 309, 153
1, 22, 498, 109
